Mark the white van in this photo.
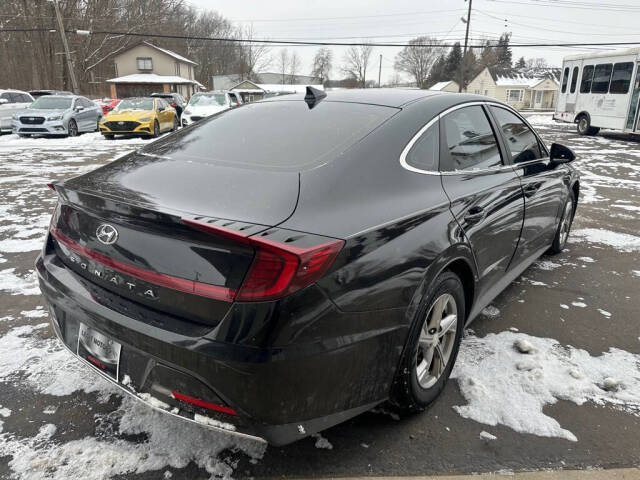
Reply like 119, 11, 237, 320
554, 47, 640, 135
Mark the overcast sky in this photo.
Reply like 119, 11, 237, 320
188, 0, 640, 84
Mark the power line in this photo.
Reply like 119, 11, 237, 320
3, 27, 640, 49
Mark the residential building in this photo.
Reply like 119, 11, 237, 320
465, 67, 561, 110
103, 41, 203, 99
211, 72, 323, 92
428, 80, 460, 93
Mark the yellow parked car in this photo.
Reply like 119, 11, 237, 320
99, 97, 178, 139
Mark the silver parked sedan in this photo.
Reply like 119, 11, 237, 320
12, 95, 102, 138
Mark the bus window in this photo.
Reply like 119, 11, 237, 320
580, 65, 594, 93
610, 62, 634, 94
591, 64, 613, 93
570, 66, 579, 93
561, 67, 570, 93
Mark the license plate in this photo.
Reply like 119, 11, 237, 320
77, 323, 121, 381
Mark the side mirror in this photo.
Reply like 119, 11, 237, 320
0, 98, 7, 105
158, 106, 165, 112
74, 106, 85, 112
549, 143, 575, 165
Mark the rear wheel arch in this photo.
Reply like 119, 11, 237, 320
443, 258, 475, 322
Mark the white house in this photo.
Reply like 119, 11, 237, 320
465, 67, 560, 110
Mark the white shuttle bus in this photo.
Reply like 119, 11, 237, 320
554, 47, 640, 136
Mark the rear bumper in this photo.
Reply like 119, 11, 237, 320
36, 247, 405, 445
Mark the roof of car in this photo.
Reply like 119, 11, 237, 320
260, 88, 456, 108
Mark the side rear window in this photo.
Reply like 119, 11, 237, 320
591, 64, 613, 93
561, 67, 570, 93
580, 65, 594, 93
440, 106, 502, 172
570, 66, 579, 93
610, 62, 634, 94
490, 106, 544, 164
404, 121, 439, 172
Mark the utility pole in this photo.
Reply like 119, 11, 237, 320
52, 0, 79, 93
378, 54, 382, 88
459, 0, 473, 92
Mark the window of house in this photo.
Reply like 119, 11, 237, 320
609, 62, 634, 94
490, 106, 544, 163
570, 66, 579, 93
405, 121, 439, 172
591, 63, 613, 93
137, 57, 153, 71
175, 62, 181, 76
580, 65, 594, 93
441, 106, 502, 172
506, 89, 523, 102
561, 67, 570, 93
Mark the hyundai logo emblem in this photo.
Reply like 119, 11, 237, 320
96, 224, 118, 245
118, 121, 124, 125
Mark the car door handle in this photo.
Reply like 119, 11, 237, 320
523, 183, 541, 197
464, 206, 486, 224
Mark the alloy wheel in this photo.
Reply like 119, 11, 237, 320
578, 118, 588, 134
68, 121, 78, 137
416, 293, 458, 389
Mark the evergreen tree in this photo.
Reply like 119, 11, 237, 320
426, 54, 447, 87
515, 56, 526, 69
444, 42, 462, 80
496, 33, 513, 69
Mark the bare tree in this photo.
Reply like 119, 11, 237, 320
394, 36, 444, 89
341, 44, 373, 88
237, 24, 271, 80
311, 48, 333, 85
288, 51, 301, 83
277, 48, 289, 84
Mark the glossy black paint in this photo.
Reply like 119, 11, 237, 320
37, 89, 579, 445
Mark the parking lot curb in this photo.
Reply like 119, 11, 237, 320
313, 468, 640, 480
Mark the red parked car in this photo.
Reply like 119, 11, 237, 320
97, 98, 120, 115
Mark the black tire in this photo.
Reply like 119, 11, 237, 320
102, 134, 114, 140
576, 115, 599, 136
172, 116, 178, 132
95, 118, 101, 132
18, 134, 31, 138
152, 120, 159, 138
390, 271, 466, 413
548, 190, 576, 254
68, 120, 79, 137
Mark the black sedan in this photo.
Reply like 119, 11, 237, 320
37, 89, 578, 446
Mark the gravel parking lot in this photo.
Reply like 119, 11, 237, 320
0, 115, 639, 479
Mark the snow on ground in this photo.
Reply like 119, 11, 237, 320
452, 331, 640, 442
571, 228, 640, 252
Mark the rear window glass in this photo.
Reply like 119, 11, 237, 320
570, 66, 579, 93
561, 67, 569, 93
146, 101, 397, 170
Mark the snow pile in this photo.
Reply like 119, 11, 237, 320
571, 229, 640, 252
452, 331, 640, 442
0, 268, 40, 295
312, 433, 333, 450
0, 322, 265, 479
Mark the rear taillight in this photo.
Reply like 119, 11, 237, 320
182, 218, 344, 302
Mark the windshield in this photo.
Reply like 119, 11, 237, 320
189, 94, 227, 107
146, 101, 397, 171
115, 98, 154, 111
30, 97, 72, 110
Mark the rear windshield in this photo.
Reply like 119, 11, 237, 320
30, 97, 72, 109
145, 100, 396, 170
